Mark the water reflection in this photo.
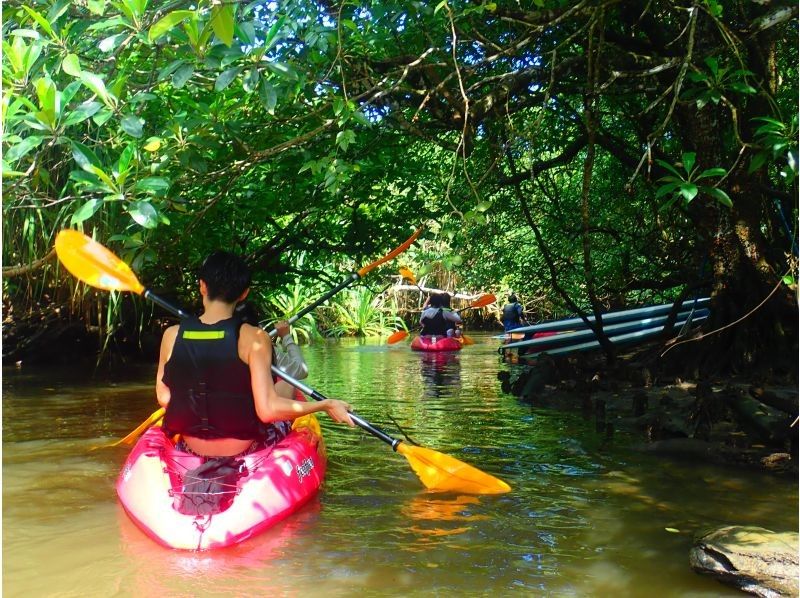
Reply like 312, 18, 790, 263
2, 336, 796, 597
417, 351, 461, 398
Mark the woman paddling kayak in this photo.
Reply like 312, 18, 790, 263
155, 250, 354, 458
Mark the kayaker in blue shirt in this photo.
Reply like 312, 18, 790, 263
502, 294, 528, 331
155, 250, 354, 458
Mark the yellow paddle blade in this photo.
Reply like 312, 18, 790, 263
461, 335, 475, 346
112, 407, 165, 446
399, 266, 417, 285
55, 229, 145, 294
387, 330, 409, 344
396, 442, 511, 494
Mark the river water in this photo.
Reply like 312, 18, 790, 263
3, 334, 796, 597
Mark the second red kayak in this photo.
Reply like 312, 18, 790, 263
410, 335, 463, 352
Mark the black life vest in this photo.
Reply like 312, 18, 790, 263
162, 317, 264, 440
502, 302, 522, 324
421, 308, 450, 336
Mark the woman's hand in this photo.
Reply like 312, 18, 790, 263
275, 320, 291, 338
325, 399, 354, 426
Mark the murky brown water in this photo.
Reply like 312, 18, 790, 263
3, 334, 796, 596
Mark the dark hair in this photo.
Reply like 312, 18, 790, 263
428, 294, 443, 308
234, 300, 262, 326
509, 294, 518, 303
198, 250, 251, 303
440, 293, 452, 308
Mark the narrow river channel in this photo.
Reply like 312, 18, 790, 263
3, 334, 796, 596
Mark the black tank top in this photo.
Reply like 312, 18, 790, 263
421, 308, 450, 336
162, 317, 264, 440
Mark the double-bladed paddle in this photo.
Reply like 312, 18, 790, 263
55, 230, 510, 494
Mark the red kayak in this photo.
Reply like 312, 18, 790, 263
410, 335, 463, 352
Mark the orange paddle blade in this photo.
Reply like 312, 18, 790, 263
387, 330, 410, 344
55, 230, 145, 294
399, 266, 417, 285
396, 442, 511, 494
470, 293, 496, 308
357, 227, 423, 277
461, 335, 475, 346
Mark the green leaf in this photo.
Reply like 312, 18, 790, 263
99, 33, 127, 52
70, 198, 103, 224
258, 79, 277, 114
243, 68, 260, 93
679, 182, 698, 202
93, 109, 113, 126
210, 3, 235, 47
5, 136, 45, 162
81, 72, 113, 107
148, 10, 194, 42
681, 152, 696, 176
705, 186, 733, 208
215, 66, 242, 91
263, 16, 286, 51
61, 53, 82, 77
655, 159, 685, 180
71, 140, 102, 171
695, 167, 726, 180
62, 100, 102, 127
704, 56, 719, 77
134, 177, 170, 193
21, 6, 56, 40
336, 129, 355, 151
128, 200, 159, 228
747, 152, 768, 174
120, 114, 143, 138
171, 64, 194, 88
117, 143, 135, 174
265, 61, 298, 81
782, 275, 795, 285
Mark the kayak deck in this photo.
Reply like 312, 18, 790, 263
411, 335, 463, 352
116, 414, 325, 550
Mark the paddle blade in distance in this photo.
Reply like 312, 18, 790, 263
471, 293, 496, 308
397, 442, 511, 494
399, 266, 417, 285
55, 230, 145, 294
387, 330, 409, 344
461, 335, 475, 346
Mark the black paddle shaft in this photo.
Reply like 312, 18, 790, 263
272, 365, 402, 450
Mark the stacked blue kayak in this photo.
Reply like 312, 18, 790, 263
500, 298, 710, 358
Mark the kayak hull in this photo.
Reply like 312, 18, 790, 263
410, 335, 463, 352
116, 414, 326, 551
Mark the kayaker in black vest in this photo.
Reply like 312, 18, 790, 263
502, 294, 527, 332
420, 293, 462, 336
156, 251, 354, 458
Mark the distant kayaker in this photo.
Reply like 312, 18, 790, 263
502, 294, 528, 331
156, 250, 354, 459
420, 293, 462, 337
439, 293, 463, 338
235, 301, 309, 398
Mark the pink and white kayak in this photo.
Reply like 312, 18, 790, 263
116, 414, 326, 550
410, 335, 463, 352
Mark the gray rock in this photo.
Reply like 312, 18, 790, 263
690, 525, 799, 597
